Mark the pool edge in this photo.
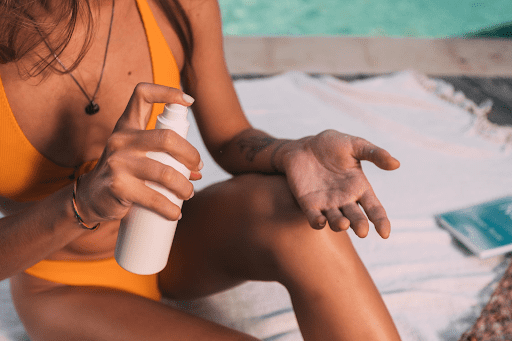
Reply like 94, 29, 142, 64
224, 36, 512, 77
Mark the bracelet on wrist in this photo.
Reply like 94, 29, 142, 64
72, 175, 100, 231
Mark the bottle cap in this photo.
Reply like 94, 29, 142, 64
162, 103, 188, 121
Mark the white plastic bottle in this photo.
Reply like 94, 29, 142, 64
115, 103, 191, 275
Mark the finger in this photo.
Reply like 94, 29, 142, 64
120, 178, 183, 221
115, 83, 195, 131
323, 208, 350, 232
359, 192, 391, 239
189, 170, 202, 181
341, 203, 370, 238
131, 157, 195, 201
135, 129, 202, 172
302, 208, 328, 230
352, 138, 400, 171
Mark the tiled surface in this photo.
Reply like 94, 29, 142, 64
224, 36, 512, 77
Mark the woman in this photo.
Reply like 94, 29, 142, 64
0, 0, 402, 339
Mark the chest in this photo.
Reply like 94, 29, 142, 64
0, 0, 183, 169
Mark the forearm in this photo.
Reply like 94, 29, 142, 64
0, 184, 87, 280
214, 128, 296, 175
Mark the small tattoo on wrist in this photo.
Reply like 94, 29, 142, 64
270, 140, 292, 173
237, 136, 276, 162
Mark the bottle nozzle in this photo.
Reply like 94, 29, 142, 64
163, 103, 188, 121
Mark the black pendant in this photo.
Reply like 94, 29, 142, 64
85, 101, 100, 115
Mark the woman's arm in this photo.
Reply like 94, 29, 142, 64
0, 85, 201, 281
0, 189, 88, 281
180, 0, 400, 238
179, 0, 287, 175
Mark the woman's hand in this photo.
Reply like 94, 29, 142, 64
75, 83, 202, 225
281, 130, 400, 239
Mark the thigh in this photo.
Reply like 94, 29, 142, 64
10, 273, 259, 341
158, 174, 401, 341
159, 173, 305, 299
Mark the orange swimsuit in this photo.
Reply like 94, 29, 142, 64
0, 0, 180, 301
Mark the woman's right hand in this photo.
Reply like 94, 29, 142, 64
74, 83, 202, 225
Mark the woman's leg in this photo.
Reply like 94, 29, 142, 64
160, 174, 401, 340
11, 173, 400, 341
10, 273, 259, 341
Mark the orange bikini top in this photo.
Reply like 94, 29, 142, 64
0, 0, 180, 202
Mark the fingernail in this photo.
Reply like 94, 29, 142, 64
189, 191, 194, 199
182, 93, 195, 104
198, 160, 204, 170
178, 213, 183, 220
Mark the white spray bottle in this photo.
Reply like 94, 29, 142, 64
115, 103, 191, 275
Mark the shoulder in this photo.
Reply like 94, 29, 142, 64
147, 0, 223, 70
177, 0, 220, 17
177, 0, 223, 38
153, 0, 222, 28
172, 0, 226, 73
179, 0, 225, 62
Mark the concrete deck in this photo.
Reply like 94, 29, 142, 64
223, 36, 512, 77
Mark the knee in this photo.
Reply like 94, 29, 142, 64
236, 175, 336, 265
233, 174, 309, 240
243, 175, 286, 219
233, 174, 303, 222
197, 174, 359, 284
216, 174, 314, 280
234, 176, 360, 278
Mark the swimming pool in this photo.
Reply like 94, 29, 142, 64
218, 0, 512, 38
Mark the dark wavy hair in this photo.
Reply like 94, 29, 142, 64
0, 0, 193, 77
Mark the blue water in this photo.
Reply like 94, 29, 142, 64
218, 0, 512, 38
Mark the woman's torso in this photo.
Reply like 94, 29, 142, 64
0, 0, 184, 262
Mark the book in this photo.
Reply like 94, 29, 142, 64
435, 196, 512, 259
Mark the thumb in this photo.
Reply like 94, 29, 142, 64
114, 83, 194, 132
353, 139, 400, 171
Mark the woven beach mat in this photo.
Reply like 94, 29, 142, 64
460, 260, 512, 341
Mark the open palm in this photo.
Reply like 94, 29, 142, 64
283, 130, 400, 238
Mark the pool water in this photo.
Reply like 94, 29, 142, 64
218, 0, 512, 38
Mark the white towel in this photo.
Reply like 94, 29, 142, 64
1, 71, 511, 340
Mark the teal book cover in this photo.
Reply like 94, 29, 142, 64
435, 196, 512, 259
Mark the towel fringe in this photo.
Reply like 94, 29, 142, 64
413, 71, 512, 153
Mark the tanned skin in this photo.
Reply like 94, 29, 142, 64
0, 0, 401, 339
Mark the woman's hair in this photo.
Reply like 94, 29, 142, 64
0, 0, 193, 77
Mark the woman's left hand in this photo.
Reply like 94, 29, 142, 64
280, 130, 400, 239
